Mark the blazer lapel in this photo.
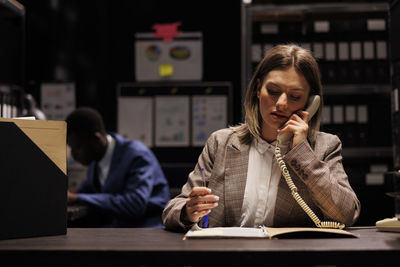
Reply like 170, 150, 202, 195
224, 136, 249, 226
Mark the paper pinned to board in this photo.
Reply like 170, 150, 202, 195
155, 96, 190, 147
118, 97, 153, 147
192, 95, 227, 146
0, 118, 67, 174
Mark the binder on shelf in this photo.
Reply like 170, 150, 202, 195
376, 40, 389, 83
350, 41, 363, 83
338, 41, 350, 82
324, 42, 338, 83
251, 43, 262, 63
312, 42, 326, 82
357, 105, 369, 146
0, 118, 67, 240
343, 105, 357, 146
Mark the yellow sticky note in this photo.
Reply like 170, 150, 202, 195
159, 63, 173, 77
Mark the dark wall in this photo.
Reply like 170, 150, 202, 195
0, 7, 24, 86
19, 0, 242, 130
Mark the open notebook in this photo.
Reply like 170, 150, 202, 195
183, 225, 359, 239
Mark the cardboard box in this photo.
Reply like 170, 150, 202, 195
0, 118, 67, 240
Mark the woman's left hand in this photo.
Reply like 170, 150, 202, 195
278, 110, 310, 149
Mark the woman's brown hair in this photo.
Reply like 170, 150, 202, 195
238, 44, 323, 144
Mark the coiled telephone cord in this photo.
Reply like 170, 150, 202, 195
274, 143, 345, 230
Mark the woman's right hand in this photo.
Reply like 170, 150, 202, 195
183, 187, 219, 223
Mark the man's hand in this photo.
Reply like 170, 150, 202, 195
67, 190, 78, 204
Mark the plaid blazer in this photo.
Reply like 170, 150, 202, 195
162, 126, 360, 231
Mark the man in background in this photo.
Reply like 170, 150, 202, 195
67, 107, 170, 227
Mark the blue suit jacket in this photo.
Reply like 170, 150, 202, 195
77, 133, 170, 227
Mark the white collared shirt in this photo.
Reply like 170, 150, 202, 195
97, 134, 116, 186
239, 138, 288, 227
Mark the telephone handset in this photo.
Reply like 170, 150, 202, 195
275, 95, 345, 229
277, 95, 321, 144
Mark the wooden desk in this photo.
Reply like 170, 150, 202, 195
0, 228, 399, 266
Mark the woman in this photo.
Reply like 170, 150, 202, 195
162, 44, 360, 231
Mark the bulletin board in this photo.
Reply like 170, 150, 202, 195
117, 82, 232, 164
135, 32, 203, 81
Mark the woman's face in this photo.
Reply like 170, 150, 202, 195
257, 66, 311, 142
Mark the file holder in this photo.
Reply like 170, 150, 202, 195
0, 118, 67, 240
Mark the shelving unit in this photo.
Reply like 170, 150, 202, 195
241, 2, 389, 89
241, 1, 393, 225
